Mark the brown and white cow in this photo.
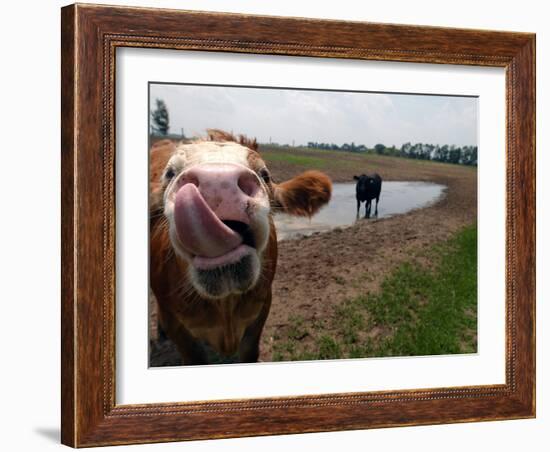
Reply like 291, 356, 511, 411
150, 130, 332, 365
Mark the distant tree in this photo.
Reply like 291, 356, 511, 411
470, 146, 478, 166
401, 142, 412, 157
460, 146, 478, 166
150, 98, 170, 135
440, 144, 449, 162
374, 143, 386, 155
448, 145, 461, 164
409, 143, 420, 159
431, 144, 442, 161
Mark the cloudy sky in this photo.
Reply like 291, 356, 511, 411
149, 83, 478, 148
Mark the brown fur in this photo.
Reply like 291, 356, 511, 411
149, 133, 331, 364
206, 128, 259, 152
150, 215, 277, 362
273, 171, 332, 217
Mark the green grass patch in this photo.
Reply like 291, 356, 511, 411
260, 144, 476, 171
271, 224, 478, 361
262, 151, 329, 168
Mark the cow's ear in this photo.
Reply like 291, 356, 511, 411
353, 175, 359, 180
273, 171, 332, 217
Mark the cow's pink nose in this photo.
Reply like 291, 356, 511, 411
176, 163, 261, 223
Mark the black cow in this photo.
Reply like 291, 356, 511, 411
354, 173, 382, 218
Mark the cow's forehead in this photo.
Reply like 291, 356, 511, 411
169, 141, 256, 170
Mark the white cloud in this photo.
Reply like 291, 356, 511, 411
150, 84, 477, 148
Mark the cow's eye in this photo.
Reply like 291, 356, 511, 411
165, 168, 175, 180
259, 167, 271, 184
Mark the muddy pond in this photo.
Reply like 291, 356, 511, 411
274, 181, 446, 241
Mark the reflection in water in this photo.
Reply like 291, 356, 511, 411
274, 181, 446, 241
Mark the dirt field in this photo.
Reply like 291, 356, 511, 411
149, 145, 477, 365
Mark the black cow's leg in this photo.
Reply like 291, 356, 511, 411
356, 198, 361, 218
365, 200, 371, 218
375, 195, 380, 217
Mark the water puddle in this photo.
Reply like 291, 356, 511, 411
274, 181, 446, 241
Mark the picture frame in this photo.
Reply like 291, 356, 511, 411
61, 3, 535, 447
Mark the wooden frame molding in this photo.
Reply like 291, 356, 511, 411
61, 3, 535, 447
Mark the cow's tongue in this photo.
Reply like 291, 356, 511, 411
173, 183, 243, 258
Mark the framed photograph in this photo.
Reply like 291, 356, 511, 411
61, 4, 535, 447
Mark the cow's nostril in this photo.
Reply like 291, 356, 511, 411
237, 172, 260, 197
179, 173, 199, 189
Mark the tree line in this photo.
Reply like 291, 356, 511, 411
150, 98, 477, 166
306, 141, 478, 166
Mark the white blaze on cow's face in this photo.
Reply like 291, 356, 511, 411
162, 141, 273, 299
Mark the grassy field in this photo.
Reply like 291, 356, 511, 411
257, 145, 477, 361
259, 144, 476, 184
149, 141, 478, 366
271, 224, 478, 362
260, 149, 330, 169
